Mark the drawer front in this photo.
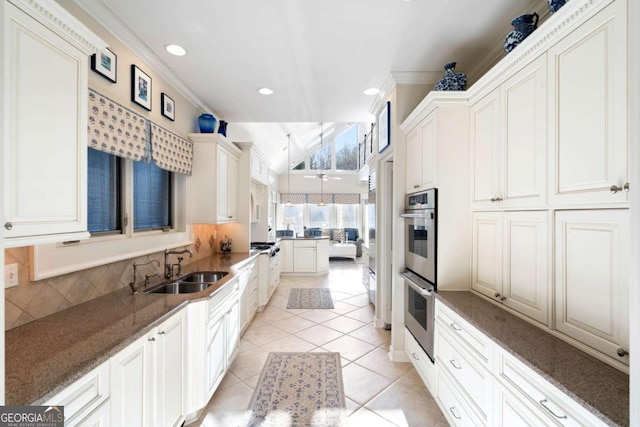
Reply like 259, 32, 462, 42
405, 328, 436, 392
436, 300, 493, 366
44, 362, 109, 426
437, 328, 492, 421
294, 240, 317, 248
249, 287, 259, 313
437, 369, 484, 427
208, 280, 238, 317
497, 350, 606, 427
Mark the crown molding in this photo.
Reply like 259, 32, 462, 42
466, 0, 551, 85
10, 0, 107, 54
71, 0, 216, 116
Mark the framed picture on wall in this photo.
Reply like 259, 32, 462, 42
90, 48, 117, 83
378, 101, 390, 153
161, 93, 175, 121
131, 64, 152, 111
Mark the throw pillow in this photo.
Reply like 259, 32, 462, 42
332, 229, 346, 242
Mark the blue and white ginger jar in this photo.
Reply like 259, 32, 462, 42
504, 13, 539, 54
434, 62, 467, 91
548, 0, 566, 13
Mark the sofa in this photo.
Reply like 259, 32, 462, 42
303, 227, 363, 259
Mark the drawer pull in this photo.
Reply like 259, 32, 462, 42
158, 331, 166, 335
449, 359, 462, 370
148, 337, 156, 342
450, 322, 462, 331
449, 406, 462, 420
411, 352, 420, 361
539, 399, 568, 420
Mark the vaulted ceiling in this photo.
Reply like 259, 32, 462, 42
76, 0, 541, 174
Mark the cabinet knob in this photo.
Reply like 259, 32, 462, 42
4, 222, 12, 230
494, 292, 506, 302
610, 183, 629, 194
617, 348, 629, 357
495, 196, 503, 202
490, 197, 497, 203
158, 331, 166, 335
413, 184, 420, 189
148, 337, 156, 342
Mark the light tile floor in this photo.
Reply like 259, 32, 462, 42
189, 260, 448, 427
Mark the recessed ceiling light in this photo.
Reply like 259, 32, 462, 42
364, 87, 380, 96
165, 44, 186, 56
258, 87, 274, 95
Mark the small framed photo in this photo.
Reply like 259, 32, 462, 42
91, 48, 117, 83
378, 101, 390, 153
131, 64, 152, 111
161, 93, 175, 121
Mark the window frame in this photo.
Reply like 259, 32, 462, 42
31, 156, 191, 280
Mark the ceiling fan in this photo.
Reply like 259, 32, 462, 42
304, 172, 341, 181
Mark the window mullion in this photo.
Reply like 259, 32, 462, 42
123, 159, 134, 236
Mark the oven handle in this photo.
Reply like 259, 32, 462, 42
401, 272, 434, 297
400, 213, 432, 219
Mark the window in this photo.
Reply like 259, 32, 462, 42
133, 160, 172, 230
293, 161, 305, 170
308, 205, 330, 228
87, 148, 122, 234
335, 126, 359, 170
334, 204, 358, 228
309, 143, 331, 170
283, 205, 304, 233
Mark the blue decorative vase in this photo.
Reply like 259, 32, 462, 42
434, 62, 467, 91
217, 120, 228, 136
504, 13, 539, 54
197, 114, 216, 133
548, 0, 566, 13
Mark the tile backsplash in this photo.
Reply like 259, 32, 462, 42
4, 224, 218, 331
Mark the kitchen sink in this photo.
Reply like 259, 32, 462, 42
179, 271, 228, 283
144, 271, 229, 294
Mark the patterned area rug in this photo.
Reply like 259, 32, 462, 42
287, 288, 334, 309
247, 352, 346, 427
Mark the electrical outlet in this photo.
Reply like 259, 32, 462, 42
5, 263, 18, 288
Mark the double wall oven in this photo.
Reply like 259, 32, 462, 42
400, 188, 437, 361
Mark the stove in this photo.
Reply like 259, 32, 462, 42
250, 241, 279, 256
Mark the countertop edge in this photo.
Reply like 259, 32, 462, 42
9, 252, 260, 406
434, 291, 626, 427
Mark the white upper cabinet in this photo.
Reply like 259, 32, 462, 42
555, 209, 629, 366
2, 0, 105, 247
406, 109, 438, 194
472, 211, 550, 326
471, 54, 547, 210
548, 0, 628, 206
189, 134, 241, 224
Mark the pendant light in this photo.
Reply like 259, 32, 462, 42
285, 133, 292, 207
318, 122, 326, 206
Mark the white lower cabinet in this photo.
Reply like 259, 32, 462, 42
45, 363, 109, 427
110, 310, 186, 427
554, 209, 630, 365
76, 400, 111, 427
206, 288, 240, 401
405, 328, 436, 392
428, 301, 607, 427
239, 260, 259, 333
472, 211, 550, 325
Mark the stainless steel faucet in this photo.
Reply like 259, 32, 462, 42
129, 259, 161, 294
164, 248, 194, 279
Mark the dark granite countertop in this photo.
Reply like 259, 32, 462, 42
436, 291, 629, 426
5, 252, 257, 406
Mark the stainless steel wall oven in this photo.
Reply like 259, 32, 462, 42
401, 188, 437, 361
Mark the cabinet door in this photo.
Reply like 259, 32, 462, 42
207, 312, 226, 398
470, 90, 501, 209
294, 247, 317, 272
156, 312, 186, 427
548, 0, 628, 205
406, 128, 421, 193
226, 299, 240, 363
502, 55, 547, 208
110, 333, 154, 427
4, 4, 88, 243
502, 212, 549, 325
419, 110, 438, 191
555, 209, 629, 364
217, 147, 230, 222
281, 240, 294, 272
76, 401, 111, 427
471, 212, 503, 299
227, 152, 239, 220
316, 239, 329, 272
